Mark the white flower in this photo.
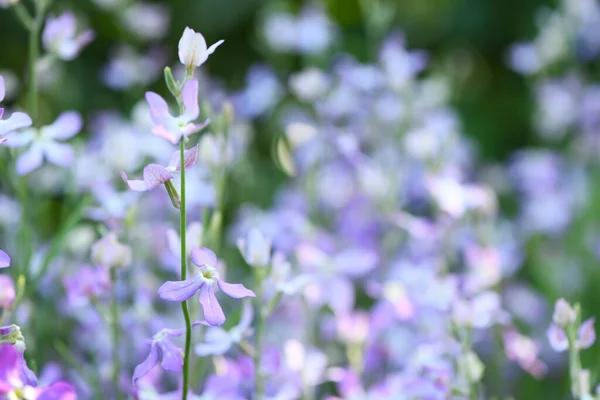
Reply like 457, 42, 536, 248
178, 27, 224, 68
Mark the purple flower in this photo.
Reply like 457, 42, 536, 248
132, 328, 185, 385
121, 144, 198, 191
0, 275, 15, 308
178, 27, 224, 68
5, 111, 82, 175
576, 318, 596, 350
0, 75, 32, 142
195, 301, 253, 356
552, 298, 576, 327
158, 246, 255, 326
547, 324, 569, 352
236, 228, 272, 268
63, 265, 111, 304
42, 12, 94, 61
145, 79, 209, 144
0, 248, 9, 268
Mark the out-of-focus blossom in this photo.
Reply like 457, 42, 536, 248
552, 298, 577, 327
0, 75, 31, 142
237, 228, 272, 268
102, 46, 165, 90
233, 65, 283, 119
63, 265, 111, 305
121, 145, 198, 191
42, 12, 94, 61
195, 301, 253, 356
289, 68, 330, 102
0, 275, 15, 309
158, 246, 255, 326
91, 232, 132, 269
6, 111, 82, 175
178, 27, 223, 68
576, 318, 596, 349
503, 329, 547, 378
122, 3, 169, 41
0, 249, 9, 268
198, 133, 232, 169
146, 79, 209, 144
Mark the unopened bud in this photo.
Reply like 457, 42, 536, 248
552, 298, 576, 328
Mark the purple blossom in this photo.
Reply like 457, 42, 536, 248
132, 328, 186, 385
195, 301, 253, 356
237, 228, 272, 268
121, 144, 198, 191
42, 12, 94, 61
158, 246, 255, 326
547, 324, 569, 352
576, 318, 596, 349
63, 265, 111, 305
5, 111, 82, 175
0, 75, 32, 142
145, 79, 209, 144
0, 248, 9, 268
0, 275, 15, 308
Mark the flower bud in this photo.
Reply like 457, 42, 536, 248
91, 232, 132, 269
552, 298, 576, 327
178, 27, 224, 69
0, 275, 15, 309
0, 324, 26, 352
237, 228, 272, 268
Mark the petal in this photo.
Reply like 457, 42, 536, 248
43, 111, 82, 140
195, 328, 232, 356
145, 91, 171, 125
157, 339, 184, 371
151, 124, 178, 144
142, 164, 173, 190
207, 40, 224, 55
0, 112, 33, 136
0, 249, 10, 268
36, 382, 76, 400
217, 280, 255, 299
577, 318, 596, 349
182, 119, 210, 137
0, 344, 19, 382
237, 300, 254, 332
158, 274, 203, 302
327, 278, 355, 313
44, 142, 75, 167
16, 144, 44, 175
199, 284, 226, 326
0, 75, 4, 102
181, 79, 199, 122
166, 144, 199, 172
120, 172, 148, 192
191, 246, 217, 268
2, 128, 34, 147
333, 248, 379, 278
547, 324, 569, 352
132, 345, 159, 385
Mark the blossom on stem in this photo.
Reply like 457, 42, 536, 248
42, 12, 95, 61
237, 228, 271, 268
0, 249, 9, 268
195, 301, 253, 356
548, 317, 596, 352
121, 144, 198, 191
0, 76, 31, 143
5, 112, 82, 175
158, 247, 255, 326
91, 232, 132, 269
145, 79, 209, 144
178, 27, 223, 68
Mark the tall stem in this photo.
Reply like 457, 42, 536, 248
254, 269, 265, 400
28, 11, 40, 125
180, 139, 192, 400
110, 268, 122, 400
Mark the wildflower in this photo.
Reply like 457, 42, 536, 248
236, 228, 271, 268
0, 248, 9, 268
158, 246, 255, 326
90, 232, 132, 269
5, 111, 82, 175
0, 76, 31, 142
63, 265, 111, 305
0, 275, 15, 309
121, 144, 198, 192
145, 79, 209, 144
552, 298, 576, 327
42, 12, 95, 61
195, 301, 253, 356
178, 27, 223, 68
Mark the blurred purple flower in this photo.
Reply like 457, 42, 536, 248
0, 75, 31, 143
0, 275, 15, 308
195, 301, 253, 356
42, 12, 94, 61
237, 228, 272, 268
233, 65, 283, 119
5, 111, 82, 175
0, 248, 9, 268
63, 265, 111, 305
576, 318, 596, 350
122, 3, 169, 41
145, 79, 209, 144
158, 246, 255, 326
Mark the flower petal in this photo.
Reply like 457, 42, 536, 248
0, 75, 4, 102
547, 324, 569, 352
217, 280, 255, 299
142, 164, 173, 190
181, 79, 199, 122
199, 284, 226, 326
577, 318, 596, 349
43, 111, 82, 140
191, 246, 218, 268
207, 40, 224, 55
195, 327, 232, 356
0, 249, 9, 268
0, 112, 33, 136
132, 344, 159, 385
157, 339, 184, 371
145, 91, 171, 125
120, 172, 148, 192
37, 381, 77, 400
16, 144, 44, 175
44, 141, 75, 167
166, 144, 199, 172
158, 274, 203, 302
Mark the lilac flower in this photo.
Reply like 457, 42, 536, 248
552, 298, 576, 327
0, 248, 9, 268
195, 301, 253, 356
0, 75, 31, 143
132, 328, 186, 385
42, 12, 94, 61
237, 228, 272, 268
63, 265, 111, 305
178, 27, 224, 68
90, 232, 132, 269
121, 145, 198, 191
503, 329, 547, 378
576, 318, 596, 349
158, 246, 255, 326
547, 323, 569, 352
122, 3, 169, 41
0, 275, 15, 308
145, 79, 209, 144
6, 111, 82, 175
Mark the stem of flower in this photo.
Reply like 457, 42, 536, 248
28, 2, 43, 126
110, 268, 122, 400
180, 139, 193, 400
254, 268, 265, 400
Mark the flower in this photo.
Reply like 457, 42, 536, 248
63, 265, 111, 305
236, 228, 272, 268
42, 12, 95, 61
0, 275, 15, 309
0, 249, 9, 268
90, 232, 132, 269
552, 298, 576, 327
195, 301, 253, 356
576, 318, 596, 350
158, 246, 255, 326
178, 27, 223, 68
0, 75, 31, 143
145, 79, 209, 144
5, 111, 82, 175
121, 145, 198, 191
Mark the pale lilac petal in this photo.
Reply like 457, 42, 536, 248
217, 280, 255, 299
142, 164, 173, 190
157, 340, 183, 371
0, 112, 33, 136
16, 144, 44, 175
547, 324, 569, 352
237, 300, 254, 332
0, 138, 6, 144
0, 76, 4, 102
191, 246, 218, 268
2, 129, 34, 147
120, 172, 148, 192
327, 278, 355, 313
333, 248, 379, 278
166, 144, 199, 172
146, 92, 171, 125
43, 111, 82, 140
132, 344, 159, 385
577, 318, 596, 349
199, 284, 226, 326
151, 124, 178, 144
0, 249, 9, 268
207, 40, 224, 55
37, 381, 76, 400
181, 79, 199, 122
182, 119, 210, 136
44, 141, 75, 167
195, 328, 232, 356
158, 274, 203, 302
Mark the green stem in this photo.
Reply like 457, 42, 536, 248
28, 3, 42, 126
180, 139, 192, 400
110, 268, 122, 400
254, 269, 265, 400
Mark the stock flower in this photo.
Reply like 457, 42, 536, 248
552, 298, 576, 327
195, 301, 253, 356
132, 328, 186, 385
145, 79, 209, 144
236, 228, 271, 268
0, 275, 15, 308
0, 75, 31, 143
0, 249, 9, 268
90, 232, 132, 269
158, 246, 255, 326
63, 265, 111, 305
178, 27, 223, 68
121, 144, 198, 191
6, 111, 82, 175
42, 12, 95, 61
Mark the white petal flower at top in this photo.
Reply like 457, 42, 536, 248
178, 27, 224, 68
